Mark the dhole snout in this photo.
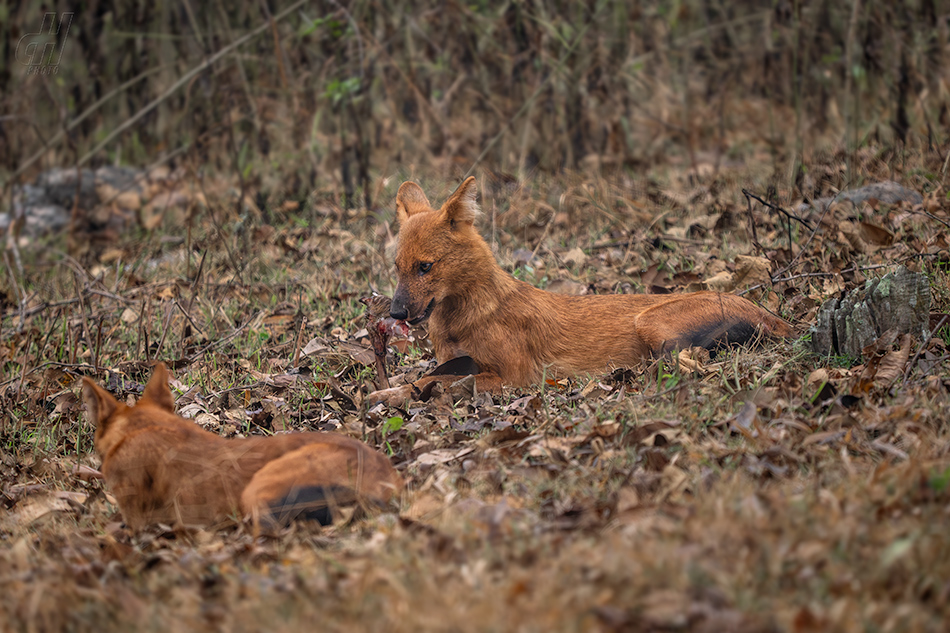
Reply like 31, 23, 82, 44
390, 285, 434, 324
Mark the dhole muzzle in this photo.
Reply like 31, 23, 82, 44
390, 283, 434, 324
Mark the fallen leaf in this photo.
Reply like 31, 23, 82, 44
733, 255, 772, 288
562, 246, 588, 267
11, 494, 74, 526
302, 337, 328, 355
859, 221, 894, 246
546, 279, 588, 295
730, 401, 758, 438
703, 270, 735, 292
873, 334, 911, 385
807, 368, 829, 388
415, 447, 476, 466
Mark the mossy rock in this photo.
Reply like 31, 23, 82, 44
810, 266, 931, 359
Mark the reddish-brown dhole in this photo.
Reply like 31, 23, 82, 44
379, 177, 794, 398
82, 363, 402, 531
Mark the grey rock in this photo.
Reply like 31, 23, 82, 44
94, 166, 142, 193
0, 203, 70, 236
802, 180, 923, 212
36, 167, 98, 209
2, 166, 146, 238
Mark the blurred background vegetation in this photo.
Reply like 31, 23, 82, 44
1, 0, 947, 211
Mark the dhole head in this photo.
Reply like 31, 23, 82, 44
82, 363, 175, 452
390, 176, 487, 323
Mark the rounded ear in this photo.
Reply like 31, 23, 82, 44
141, 362, 175, 412
395, 182, 432, 225
440, 177, 479, 227
81, 377, 118, 428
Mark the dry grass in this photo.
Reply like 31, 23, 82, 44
2, 144, 950, 631
3, 0, 948, 202
2, 1, 950, 631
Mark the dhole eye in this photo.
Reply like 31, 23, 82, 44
418, 262, 433, 275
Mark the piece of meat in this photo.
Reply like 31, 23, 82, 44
360, 295, 409, 390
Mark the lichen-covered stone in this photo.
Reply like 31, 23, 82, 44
811, 298, 838, 355
810, 266, 931, 359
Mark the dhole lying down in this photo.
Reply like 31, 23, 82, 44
373, 177, 794, 400
82, 363, 402, 531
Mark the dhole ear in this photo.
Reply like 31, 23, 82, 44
395, 182, 431, 225
440, 176, 479, 227
81, 377, 118, 429
141, 363, 175, 413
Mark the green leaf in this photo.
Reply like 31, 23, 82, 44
930, 466, 950, 493
383, 416, 404, 434
881, 535, 915, 568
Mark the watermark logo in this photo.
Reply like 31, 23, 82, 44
16, 12, 74, 75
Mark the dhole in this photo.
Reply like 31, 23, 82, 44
380, 177, 794, 397
82, 363, 402, 531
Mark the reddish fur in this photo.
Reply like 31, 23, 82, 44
385, 177, 795, 394
82, 363, 402, 531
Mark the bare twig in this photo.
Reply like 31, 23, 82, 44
0, 362, 102, 391
87, 288, 135, 304
68, 315, 77, 365
6, 298, 81, 323
743, 188, 764, 255
769, 199, 831, 280
739, 253, 944, 296
174, 299, 206, 338
155, 301, 176, 361
13, 66, 165, 180
94, 317, 104, 374
74, 272, 97, 372
136, 299, 147, 362
529, 202, 559, 262
292, 315, 308, 369
15, 330, 33, 402
2, 250, 26, 333
4, 181, 25, 281
742, 189, 813, 230
464, 3, 606, 178
180, 251, 207, 357
77, 0, 311, 165
913, 208, 950, 230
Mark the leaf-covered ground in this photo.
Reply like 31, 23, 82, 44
2, 148, 950, 632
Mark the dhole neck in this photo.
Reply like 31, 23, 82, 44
461, 255, 517, 301
435, 254, 516, 327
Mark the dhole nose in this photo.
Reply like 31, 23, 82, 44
390, 304, 408, 321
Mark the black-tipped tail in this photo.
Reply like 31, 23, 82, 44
266, 485, 357, 527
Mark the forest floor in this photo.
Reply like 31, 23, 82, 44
2, 147, 950, 632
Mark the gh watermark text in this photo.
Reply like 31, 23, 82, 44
16, 12, 74, 75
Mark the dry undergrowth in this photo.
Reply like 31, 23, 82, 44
2, 147, 950, 632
